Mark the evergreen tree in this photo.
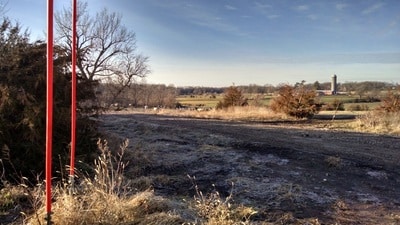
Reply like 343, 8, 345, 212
216, 86, 248, 109
270, 82, 319, 118
0, 18, 97, 182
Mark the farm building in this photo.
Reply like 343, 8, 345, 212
317, 74, 338, 96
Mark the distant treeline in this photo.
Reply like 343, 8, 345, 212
98, 81, 398, 109
177, 81, 396, 95
177, 84, 278, 95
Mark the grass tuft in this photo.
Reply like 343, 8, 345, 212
24, 139, 184, 225
325, 156, 342, 168
189, 176, 257, 225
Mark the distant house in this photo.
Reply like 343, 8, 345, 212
316, 90, 334, 96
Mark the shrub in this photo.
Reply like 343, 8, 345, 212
270, 82, 319, 118
378, 88, 400, 113
216, 86, 248, 109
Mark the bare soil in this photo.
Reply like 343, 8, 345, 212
99, 112, 400, 224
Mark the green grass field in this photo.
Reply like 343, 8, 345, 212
317, 95, 356, 103
176, 95, 222, 108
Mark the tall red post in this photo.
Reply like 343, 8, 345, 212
46, 0, 54, 223
69, 0, 77, 188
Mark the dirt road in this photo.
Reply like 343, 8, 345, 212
99, 112, 400, 224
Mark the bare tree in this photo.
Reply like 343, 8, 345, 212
55, 2, 149, 105
0, 1, 7, 15
105, 53, 150, 104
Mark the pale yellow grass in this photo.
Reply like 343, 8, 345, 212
156, 106, 289, 121
27, 188, 183, 225
25, 139, 185, 225
351, 111, 400, 135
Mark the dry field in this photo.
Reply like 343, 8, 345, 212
98, 110, 400, 224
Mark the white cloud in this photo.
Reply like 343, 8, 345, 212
389, 20, 398, 28
296, 5, 309, 11
254, 2, 271, 9
149, 1, 240, 35
307, 14, 317, 20
253, 1, 272, 15
335, 3, 348, 10
225, 4, 236, 11
362, 3, 384, 15
268, 14, 280, 19
253, 2, 280, 20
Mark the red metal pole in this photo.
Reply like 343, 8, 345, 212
46, 0, 54, 222
69, 0, 77, 187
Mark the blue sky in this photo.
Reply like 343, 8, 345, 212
4, 0, 400, 87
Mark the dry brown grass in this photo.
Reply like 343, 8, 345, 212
331, 200, 400, 225
24, 139, 185, 225
352, 111, 400, 135
325, 156, 342, 168
188, 176, 257, 225
19, 139, 265, 225
156, 106, 289, 122
27, 188, 183, 225
106, 106, 289, 122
